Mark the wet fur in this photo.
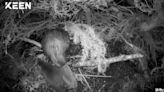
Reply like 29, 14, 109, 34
38, 60, 77, 92
41, 28, 70, 67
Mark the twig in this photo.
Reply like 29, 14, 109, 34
144, 0, 151, 9
120, 34, 142, 52
27, 20, 50, 37
68, 55, 82, 58
78, 68, 92, 90
75, 53, 144, 66
106, 53, 143, 64
117, 5, 134, 15
76, 74, 112, 78
20, 37, 42, 48
16, 9, 36, 25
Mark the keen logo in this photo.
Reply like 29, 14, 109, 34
5, 2, 31, 9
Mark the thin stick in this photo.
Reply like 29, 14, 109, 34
76, 74, 112, 78
78, 68, 92, 90
75, 53, 144, 66
20, 37, 42, 48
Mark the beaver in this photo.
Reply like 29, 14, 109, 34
39, 27, 77, 92
41, 27, 70, 67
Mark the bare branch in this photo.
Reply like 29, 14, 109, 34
20, 37, 42, 48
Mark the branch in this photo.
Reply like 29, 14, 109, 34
20, 37, 42, 48
74, 53, 144, 67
